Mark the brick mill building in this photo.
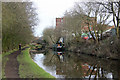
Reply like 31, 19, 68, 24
56, 18, 64, 28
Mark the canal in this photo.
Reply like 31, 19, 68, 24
30, 49, 119, 79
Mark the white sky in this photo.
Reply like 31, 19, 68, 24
30, 0, 82, 37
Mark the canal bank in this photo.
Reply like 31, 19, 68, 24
67, 37, 120, 60
42, 36, 120, 60
17, 47, 55, 78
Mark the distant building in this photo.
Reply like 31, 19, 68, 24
56, 18, 64, 28
81, 25, 93, 33
80, 17, 96, 33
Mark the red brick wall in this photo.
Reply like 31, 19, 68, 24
56, 18, 64, 27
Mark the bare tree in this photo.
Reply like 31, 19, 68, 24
98, 1, 120, 38
77, 2, 112, 42
43, 27, 56, 46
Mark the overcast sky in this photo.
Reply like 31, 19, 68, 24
30, 0, 82, 37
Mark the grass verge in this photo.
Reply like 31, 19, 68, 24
17, 48, 55, 78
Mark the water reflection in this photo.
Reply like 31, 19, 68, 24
31, 50, 119, 79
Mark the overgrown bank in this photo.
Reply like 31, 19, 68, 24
17, 48, 55, 78
69, 37, 120, 60
43, 37, 120, 60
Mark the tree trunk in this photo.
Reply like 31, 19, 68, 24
87, 23, 96, 42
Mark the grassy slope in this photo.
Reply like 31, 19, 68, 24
17, 48, 55, 78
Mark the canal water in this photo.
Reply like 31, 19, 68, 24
30, 49, 119, 79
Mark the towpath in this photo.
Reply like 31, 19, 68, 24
5, 47, 28, 78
